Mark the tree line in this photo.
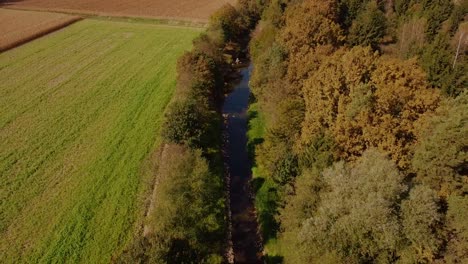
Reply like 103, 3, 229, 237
249, 0, 467, 263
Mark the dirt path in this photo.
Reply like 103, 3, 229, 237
142, 144, 168, 237
223, 66, 263, 263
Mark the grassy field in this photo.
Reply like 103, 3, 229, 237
0, 8, 81, 52
0, 19, 200, 263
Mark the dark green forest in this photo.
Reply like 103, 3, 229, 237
249, 0, 467, 263
117, 0, 466, 263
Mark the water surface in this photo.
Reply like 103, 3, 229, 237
223, 65, 263, 263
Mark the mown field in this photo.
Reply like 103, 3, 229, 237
0, 19, 200, 263
0, 8, 80, 52
1, 0, 236, 22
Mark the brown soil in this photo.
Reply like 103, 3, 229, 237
0, 0, 236, 22
0, 8, 81, 52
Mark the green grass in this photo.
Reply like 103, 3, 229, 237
0, 19, 200, 263
247, 103, 283, 262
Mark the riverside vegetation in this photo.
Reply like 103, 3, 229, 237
116, 1, 264, 263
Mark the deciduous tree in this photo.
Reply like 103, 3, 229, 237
297, 149, 405, 263
412, 92, 468, 197
301, 46, 440, 169
400, 185, 443, 262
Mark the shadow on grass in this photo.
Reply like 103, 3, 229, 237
265, 255, 284, 264
251, 177, 265, 193
247, 138, 264, 167
247, 108, 264, 168
251, 177, 280, 243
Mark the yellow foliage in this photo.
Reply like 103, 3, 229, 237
278, 0, 345, 89
301, 47, 441, 169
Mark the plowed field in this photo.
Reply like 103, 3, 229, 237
0, 9, 80, 51
1, 0, 236, 22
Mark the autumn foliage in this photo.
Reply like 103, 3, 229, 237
249, 0, 467, 262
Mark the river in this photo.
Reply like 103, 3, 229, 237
223, 65, 263, 263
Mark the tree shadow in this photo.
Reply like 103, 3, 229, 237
248, 109, 258, 119
265, 255, 284, 264
251, 177, 265, 193
258, 186, 280, 242
247, 137, 264, 166
250, 177, 280, 243
247, 108, 264, 168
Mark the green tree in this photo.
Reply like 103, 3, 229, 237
116, 145, 225, 263
400, 185, 443, 262
448, 1, 468, 35
347, 1, 387, 49
297, 149, 405, 263
176, 51, 224, 108
394, 0, 410, 16
279, 168, 325, 263
161, 100, 207, 148
420, 33, 456, 95
444, 195, 468, 263
338, 0, 371, 28
412, 92, 468, 197
423, 0, 453, 40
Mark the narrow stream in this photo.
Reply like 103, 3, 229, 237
223, 65, 263, 263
